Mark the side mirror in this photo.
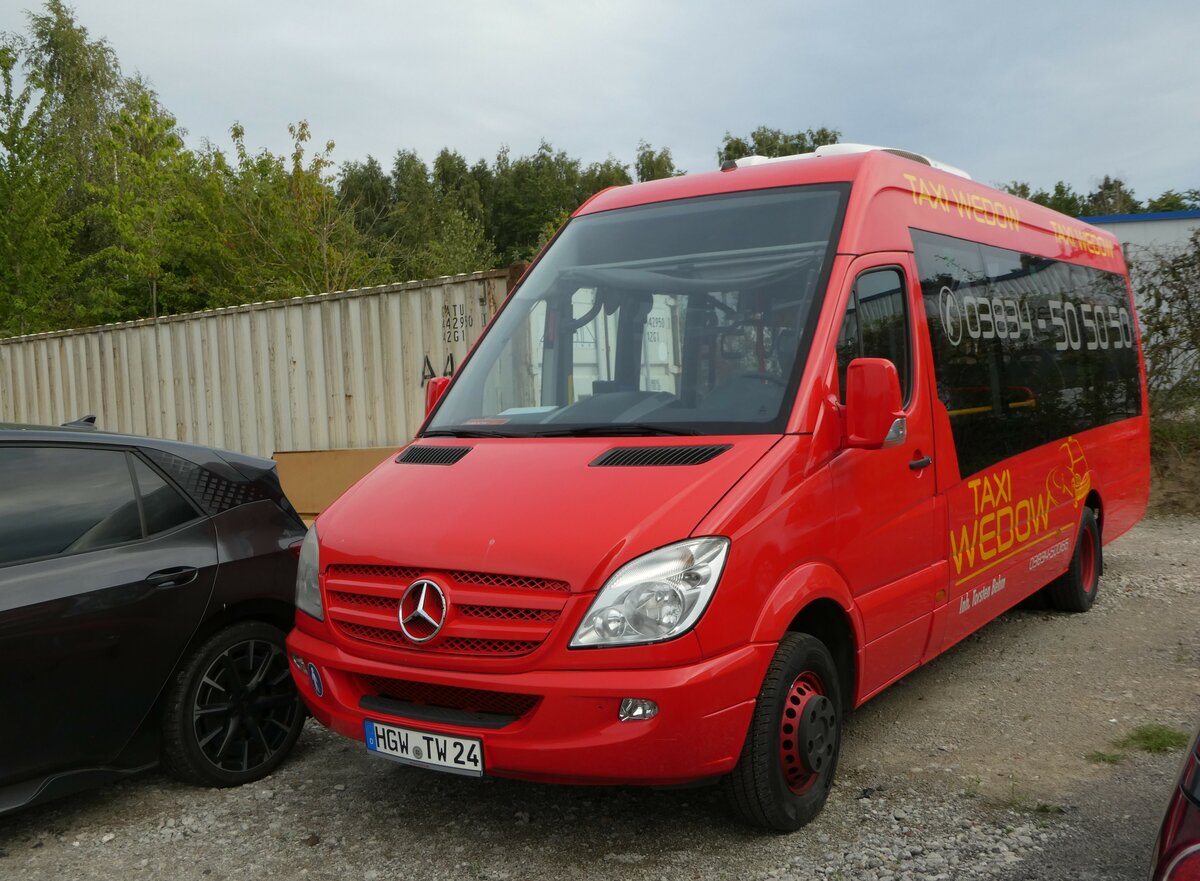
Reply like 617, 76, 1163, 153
844, 358, 905, 449
425, 376, 451, 415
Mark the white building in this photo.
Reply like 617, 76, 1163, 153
1080, 209, 1200, 255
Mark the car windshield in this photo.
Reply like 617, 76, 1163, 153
426, 185, 847, 437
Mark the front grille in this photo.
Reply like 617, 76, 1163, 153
458, 605, 558, 623
360, 675, 540, 718
328, 564, 568, 594
449, 571, 570, 593
329, 591, 398, 611
336, 622, 541, 657
440, 637, 542, 655
328, 564, 421, 581
324, 561, 570, 658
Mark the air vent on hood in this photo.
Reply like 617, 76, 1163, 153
395, 446, 472, 465
590, 445, 731, 467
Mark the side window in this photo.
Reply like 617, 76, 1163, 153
0, 447, 142, 566
834, 293, 859, 404
836, 268, 911, 404
132, 457, 200, 535
913, 228, 1141, 478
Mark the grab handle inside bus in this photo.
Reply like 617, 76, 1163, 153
844, 358, 905, 449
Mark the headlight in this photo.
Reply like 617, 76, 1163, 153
296, 525, 323, 621
570, 537, 729, 648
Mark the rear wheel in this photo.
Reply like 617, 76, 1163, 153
162, 621, 304, 786
1045, 507, 1101, 613
725, 632, 842, 832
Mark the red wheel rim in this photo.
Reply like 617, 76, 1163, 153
1080, 528, 1097, 594
779, 671, 828, 795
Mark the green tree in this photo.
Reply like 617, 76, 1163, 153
1002, 181, 1033, 200
1036, 181, 1086, 216
534, 208, 571, 253
386, 149, 438, 278
489, 142, 583, 261
417, 206, 496, 278
13, 0, 122, 215
717, 126, 840, 165
87, 91, 191, 319
432, 148, 484, 224
1146, 189, 1200, 212
1083, 175, 1140, 216
1003, 180, 1087, 217
338, 154, 394, 242
208, 120, 386, 300
468, 157, 496, 243
580, 155, 632, 194
635, 141, 679, 182
0, 45, 76, 336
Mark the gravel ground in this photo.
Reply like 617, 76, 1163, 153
1, 516, 1196, 881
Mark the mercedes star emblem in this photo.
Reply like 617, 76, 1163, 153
398, 579, 448, 643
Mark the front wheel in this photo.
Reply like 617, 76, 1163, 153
1045, 507, 1101, 613
724, 632, 842, 832
162, 621, 305, 786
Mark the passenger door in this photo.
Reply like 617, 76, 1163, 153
0, 445, 218, 786
828, 255, 943, 698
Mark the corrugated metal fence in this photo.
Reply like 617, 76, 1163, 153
0, 270, 514, 458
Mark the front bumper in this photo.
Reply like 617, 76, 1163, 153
286, 627, 773, 786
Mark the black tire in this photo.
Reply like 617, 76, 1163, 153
724, 632, 842, 832
162, 621, 304, 786
1045, 507, 1101, 614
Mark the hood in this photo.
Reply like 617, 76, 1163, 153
317, 436, 780, 593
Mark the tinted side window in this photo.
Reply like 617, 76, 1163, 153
0, 447, 142, 566
836, 268, 910, 404
834, 293, 859, 403
132, 457, 200, 535
856, 269, 910, 402
912, 228, 1141, 478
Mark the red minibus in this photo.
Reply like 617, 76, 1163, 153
287, 145, 1150, 831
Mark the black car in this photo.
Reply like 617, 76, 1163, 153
0, 422, 308, 815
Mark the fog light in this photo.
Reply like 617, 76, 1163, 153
292, 654, 305, 670
618, 698, 659, 721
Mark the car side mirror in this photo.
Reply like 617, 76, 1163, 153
844, 358, 906, 449
425, 376, 451, 415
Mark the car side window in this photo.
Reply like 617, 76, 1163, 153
834, 292, 860, 404
0, 446, 143, 566
836, 267, 911, 405
132, 457, 200, 535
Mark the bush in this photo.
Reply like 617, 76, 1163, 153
1131, 231, 1200, 421
1130, 232, 1200, 512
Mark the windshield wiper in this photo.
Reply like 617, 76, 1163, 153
533, 423, 702, 437
421, 428, 517, 438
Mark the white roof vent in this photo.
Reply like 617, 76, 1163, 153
723, 143, 971, 180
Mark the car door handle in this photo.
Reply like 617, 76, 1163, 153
909, 455, 933, 471
146, 566, 199, 589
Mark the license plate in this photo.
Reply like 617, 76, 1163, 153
364, 719, 483, 777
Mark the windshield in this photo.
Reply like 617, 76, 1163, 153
427, 185, 847, 437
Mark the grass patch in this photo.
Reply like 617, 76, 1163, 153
1115, 724, 1190, 754
1086, 750, 1126, 765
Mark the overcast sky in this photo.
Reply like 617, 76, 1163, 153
4, 1, 1198, 201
